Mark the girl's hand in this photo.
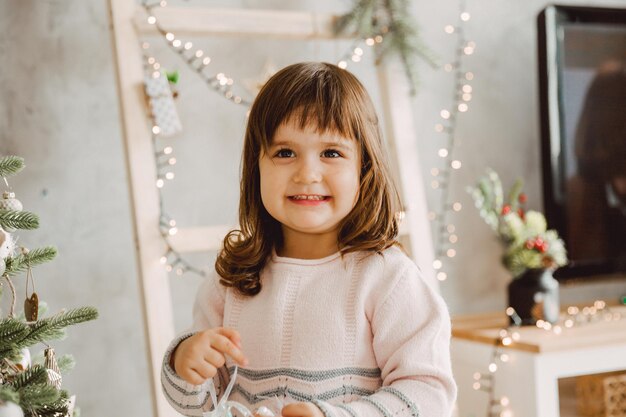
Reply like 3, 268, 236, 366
281, 402, 325, 417
172, 327, 249, 385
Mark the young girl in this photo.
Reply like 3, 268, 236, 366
161, 62, 457, 417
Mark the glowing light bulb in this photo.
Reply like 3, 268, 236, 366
449, 234, 458, 243
460, 12, 471, 21
446, 249, 456, 258
147, 16, 157, 24
451, 160, 462, 169
203, 57, 212, 65
444, 25, 455, 34
338, 61, 348, 69
453, 202, 462, 211
354, 47, 363, 56
163, 146, 173, 155
168, 227, 178, 236
165, 172, 175, 180
156, 179, 164, 188
458, 103, 469, 112
488, 363, 498, 373
437, 272, 447, 281
438, 148, 449, 158
440, 109, 451, 119
165, 33, 175, 41
172, 40, 181, 48
152, 126, 161, 135
366, 38, 375, 46
184, 42, 193, 50
433, 260, 443, 269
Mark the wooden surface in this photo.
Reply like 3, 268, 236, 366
134, 7, 352, 39
107, 1, 177, 416
452, 305, 626, 353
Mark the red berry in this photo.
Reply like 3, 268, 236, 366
518, 208, 525, 219
502, 205, 512, 215
519, 193, 527, 203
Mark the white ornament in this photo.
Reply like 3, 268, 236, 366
0, 402, 24, 417
0, 192, 23, 233
0, 227, 15, 259
144, 73, 182, 138
17, 348, 31, 370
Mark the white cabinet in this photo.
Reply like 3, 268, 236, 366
452, 306, 626, 417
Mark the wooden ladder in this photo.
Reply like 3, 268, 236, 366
108, 2, 436, 415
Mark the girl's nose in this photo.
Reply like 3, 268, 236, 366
293, 158, 322, 184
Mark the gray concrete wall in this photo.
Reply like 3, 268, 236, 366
1, 0, 625, 415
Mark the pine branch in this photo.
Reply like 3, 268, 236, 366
0, 155, 25, 177
18, 383, 60, 409
0, 318, 30, 351
5, 246, 58, 277
0, 385, 20, 405
34, 390, 70, 416
9, 364, 49, 389
19, 307, 98, 346
0, 209, 39, 230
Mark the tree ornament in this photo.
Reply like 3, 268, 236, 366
0, 193, 23, 233
22, 248, 38, 322
0, 401, 24, 417
44, 347, 62, 389
15, 348, 31, 371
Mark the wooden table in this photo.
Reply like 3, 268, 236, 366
451, 306, 626, 417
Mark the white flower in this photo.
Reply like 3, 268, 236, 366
525, 211, 547, 234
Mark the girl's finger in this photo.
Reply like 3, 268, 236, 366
215, 327, 243, 348
204, 347, 226, 368
181, 367, 208, 386
211, 334, 249, 366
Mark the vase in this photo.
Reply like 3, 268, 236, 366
507, 268, 560, 325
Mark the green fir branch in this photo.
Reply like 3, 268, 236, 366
0, 209, 39, 230
20, 307, 98, 346
0, 318, 30, 351
18, 383, 60, 409
333, 0, 438, 95
0, 385, 20, 405
5, 246, 58, 277
0, 155, 25, 177
34, 389, 70, 416
9, 365, 49, 389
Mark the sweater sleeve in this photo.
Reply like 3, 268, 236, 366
161, 272, 229, 416
317, 263, 457, 417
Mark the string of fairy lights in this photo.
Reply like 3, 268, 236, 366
473, 302, 623, 417
140, 0, 388, 277
429, 0, 475, 282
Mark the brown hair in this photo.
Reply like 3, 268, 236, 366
215, 62, 401, 296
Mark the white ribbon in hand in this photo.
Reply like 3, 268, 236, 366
201, 367, 255, 417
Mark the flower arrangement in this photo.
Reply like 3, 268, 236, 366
468, 169, 568, 278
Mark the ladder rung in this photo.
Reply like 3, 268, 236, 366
134, 7, 356, 40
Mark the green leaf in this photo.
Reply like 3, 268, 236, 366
166, 70, 179, 84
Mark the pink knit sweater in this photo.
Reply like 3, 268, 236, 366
161, 246, 457, 417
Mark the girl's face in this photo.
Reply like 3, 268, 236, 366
259, 119, 361, 246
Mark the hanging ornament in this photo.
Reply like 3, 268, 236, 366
21, 248, 38, 322
44, 347, 62, 389
0, 401, 24, 417
15, 348, 31, 371
0, 192, 23, 233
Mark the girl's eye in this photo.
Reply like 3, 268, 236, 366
274, 148, 294, 158
322, 149, 342, 158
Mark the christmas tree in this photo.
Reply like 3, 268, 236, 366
0, 155, 98, 417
